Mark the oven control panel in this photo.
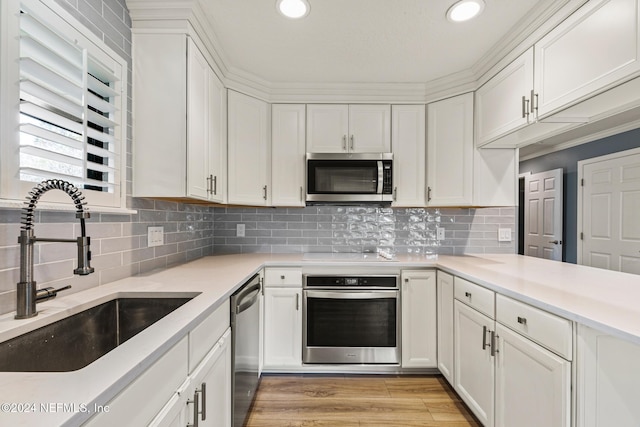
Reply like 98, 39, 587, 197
305, 276, 398, 288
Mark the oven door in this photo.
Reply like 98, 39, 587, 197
303, 290, 400, 364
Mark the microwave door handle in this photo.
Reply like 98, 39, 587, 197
377, 161, 383, 194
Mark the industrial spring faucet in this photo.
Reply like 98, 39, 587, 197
16, 179, 95, 319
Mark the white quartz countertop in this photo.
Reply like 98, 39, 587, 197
1, 253, 639, 426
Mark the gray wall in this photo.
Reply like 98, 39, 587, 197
519, 127, 640, 264
213, 206, 516, 256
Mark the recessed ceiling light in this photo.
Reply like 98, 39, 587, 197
276, 0, 310, 19
446, 0, 485, 22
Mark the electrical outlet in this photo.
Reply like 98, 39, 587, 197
498, 228, 512, 242
236, 223, 245, 237
148, 226, 164, 247
436, 227, 445, 241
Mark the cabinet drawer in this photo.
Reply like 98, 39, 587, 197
454, 277, 495, 319
189, 302, 230, 372
496, 294, 572, 360
265, 268, 302, 287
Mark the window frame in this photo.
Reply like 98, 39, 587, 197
0, 0, 128, 211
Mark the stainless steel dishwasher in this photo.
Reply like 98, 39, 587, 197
230, 273, 261, 427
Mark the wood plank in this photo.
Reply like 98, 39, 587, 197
246, 375, 480, 427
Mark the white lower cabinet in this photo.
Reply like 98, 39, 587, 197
495, 324, 571, 427
452, 278, 572, 427
401, 270, 437, 368
577, 325, 640, 427
263, 268, 302, 369
454, 299, 495, 427
436, 271, 454, 384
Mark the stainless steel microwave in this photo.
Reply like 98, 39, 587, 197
306, 153, 393, 204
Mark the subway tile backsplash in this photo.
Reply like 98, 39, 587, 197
212, 206, 516, 256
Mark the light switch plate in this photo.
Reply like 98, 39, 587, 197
436, 227, 445, 241
148, 226, 164, 247
498, 228, 512, 242
237, 223, 245, 237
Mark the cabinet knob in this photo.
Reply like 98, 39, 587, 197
517, 316, 527, 325
281, 275, 285, 280
465, 292, 472, 298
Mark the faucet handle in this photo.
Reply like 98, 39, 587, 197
36, 285, 71, 303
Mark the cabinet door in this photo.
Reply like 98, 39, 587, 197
535, 0, 640, 117
427, 93, 473, 206
348, 104, 391, 153
306, 104, 349, 153
436, 271, 454, 384
186, 38, 210, 200
495, 324, 571, 427
263, 287, 302, 368
187, 329, 232, 427
577, 324, 640, 427
271, 104, 306, 206
476, 47, 534, 146
228, 90, 270, 205
391, 105, 426, 207
454, 300, 495, 427
208, 70, 227, 203
401, 270, 437, 368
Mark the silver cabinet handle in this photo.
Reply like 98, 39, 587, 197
296, 293, 299, 311
350, 135, 354, 150
465, 291, 472, 298
427, 186, 432, 202
530, 89, 536, 114
212, 175, 217, 195
342, 135, 347, 151
491, 331, 498, 357
206, 175, 213, 194
201, 382, 207, 421
187, 388, 201, 427
482, 325, 489, 350
263, 185, 267, 200
393, 186, 397, 201
522, 95, 527, 119
517, 316, 527, 325
281, 275, 285, 280
300, 186, 303, 201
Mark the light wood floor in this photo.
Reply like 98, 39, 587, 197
245, 375, 481, 427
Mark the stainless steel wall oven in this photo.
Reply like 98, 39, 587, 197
303, 274, 400, 364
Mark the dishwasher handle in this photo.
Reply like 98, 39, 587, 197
235, 280, 261, 314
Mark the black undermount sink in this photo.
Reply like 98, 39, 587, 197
0, 297, 193, 372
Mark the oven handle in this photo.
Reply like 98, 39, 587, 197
305, 290, 398, 299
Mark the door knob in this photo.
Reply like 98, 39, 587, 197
549, 240, 562, 245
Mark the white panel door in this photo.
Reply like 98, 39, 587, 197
263, 288, 302, 368
401, 270, 437, 368
437, 271, 455, 384
475, 47, 533, 146
271, 104, 306, 206
391, 104, 426, 206
227, 90, 270, 205
495, 324, 571, 427
306, 104, 349, 153
427, 93, 473, 206
580, 150, 640, 274
524, 168, 564, 260
454, 301, 495, 427
348, 104, 391, 153
534, 0, 640, 117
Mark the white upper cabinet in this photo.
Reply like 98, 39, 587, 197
132, 34, 226, 202
427, 93, 474, 206
227, 90, 271, 206
307, 104, 391, 153
271, 104, 306, 206
475, 48, 534, 147
391, 105, 426, 207
534, 0, 640, 117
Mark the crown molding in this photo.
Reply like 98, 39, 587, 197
125, 0, 584, 103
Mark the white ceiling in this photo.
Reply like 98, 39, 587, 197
200, 0, 549, 85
